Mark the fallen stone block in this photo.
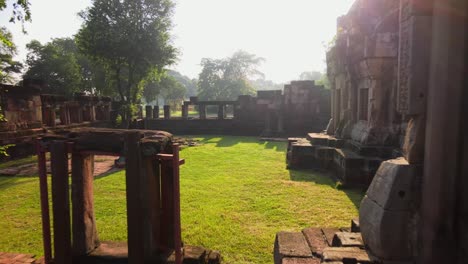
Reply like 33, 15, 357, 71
302, 228, 328, 257
332, 232, 364, 248
321, 228, 341, 246
351, 218, 360, 232
322, 247, 371, 263
282, 257, 320, 264
274, 232, 313, 264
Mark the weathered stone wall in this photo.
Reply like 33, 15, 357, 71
327, 0, 401, 147
144, 82, 330, 136
326, 0, 435, 263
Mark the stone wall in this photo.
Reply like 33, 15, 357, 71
0, 84, 112, 158
325, 0, 468, 263
143, 81, 330, 136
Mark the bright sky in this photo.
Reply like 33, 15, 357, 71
1, 0, 355, 83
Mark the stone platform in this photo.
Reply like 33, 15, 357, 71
286, 133, 396, 186
274, 219, 375, 264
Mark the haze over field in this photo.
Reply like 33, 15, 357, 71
0, 0, 354, 83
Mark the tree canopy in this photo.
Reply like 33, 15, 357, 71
77, 0, 177, 118
23, 38, 111, 96
0, 27, 21, 83
0, 0, 31, 84
197, 50, 264, 101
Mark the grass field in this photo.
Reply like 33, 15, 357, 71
0, 136, 363, 263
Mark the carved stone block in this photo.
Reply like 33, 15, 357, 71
360, 158, 422, 261
397, 16, 432, 115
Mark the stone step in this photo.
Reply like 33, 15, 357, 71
306, 133, 331, 146
332, 232, 364, 248
274, 232, 314, 264
322, 247, 372, 263
321, 228, 341, 247
302, 228, 328, 257
281, 257, 320, 264
315, 147, 335, 161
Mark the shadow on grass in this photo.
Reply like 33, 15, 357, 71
95, 168, 123, 180
289, 169, 365, 210
0, 177, 36, 191
195, 135, 287, 152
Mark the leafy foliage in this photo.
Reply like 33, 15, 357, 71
24, 38, 81, 95
142, 69, 186, 105
197, 50, 263, 101
0, 0, 31, 27
77, 0, 177, 118
0, 27, 22, 84
299, 71, 330, 89
250, 78, 284, 91
23, 38, 111, 96
168, 70, 197, 97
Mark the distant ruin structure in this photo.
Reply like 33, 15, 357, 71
143, 80, 330, 136
0, 83, 112, 158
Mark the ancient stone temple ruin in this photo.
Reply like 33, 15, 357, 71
142, 80, 330, 136
280, 0, 467, 263
0, 83, 112, 158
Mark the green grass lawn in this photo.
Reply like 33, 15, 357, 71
0, 136, 363, 263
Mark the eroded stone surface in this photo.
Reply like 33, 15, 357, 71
274, 232, 312, 264
322, 247, 371, 263
332, 232, 364, 248
302, 228, 328, 257
281, 257, 320, 264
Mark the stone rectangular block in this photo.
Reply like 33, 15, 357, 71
274, 232, 312, 264
359, 196, 413, 260
366, 158, 421, 211
332, 232, 364, 248
321, 228, 341, 247
351, 219, 360, 233
282, 257, 320, 264
322, 247, 371, 263
302, 228, 327, 257
397, 15, 432, 115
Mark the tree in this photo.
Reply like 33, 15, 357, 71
0, 0, 31, 84
197, 50, 263, 101
168, 70, 197, 97
77, 0, 177, 118
250, 78, 283, 91
0, 27, 21, 83
299, 71, 323, 81
24, 38, 97, 96
142, 70, 186, 106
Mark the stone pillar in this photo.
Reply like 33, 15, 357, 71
153, 106, 160, 119
277, 111, 284, 134
90, 105, 96, 122
263, 109, 272, 136
43, 106, 56, 127
145, 106, 153, 120
50, 141, 72, 264
420, 1, 467, 263
71, 153, 99, 255
217, 104, 225, 120
199, 105, 206, 120
59, 106, 70, 125
182, 103, 189, 120
163, 105, 170, 119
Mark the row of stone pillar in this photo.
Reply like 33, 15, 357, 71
144, 104, 232, 120
42, 104, 111, 127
